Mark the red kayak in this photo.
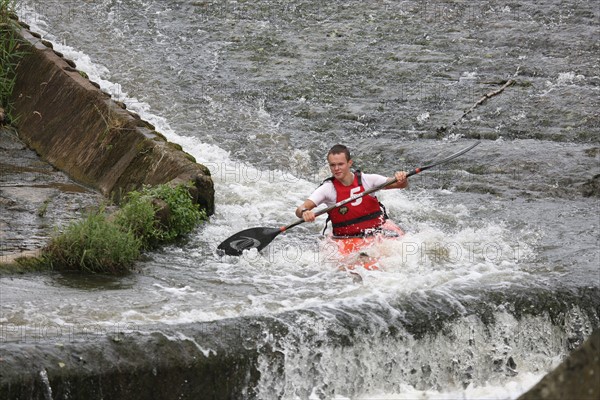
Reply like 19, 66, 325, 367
327, 219, 405, 270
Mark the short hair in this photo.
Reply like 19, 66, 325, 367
327, 144, 351, 161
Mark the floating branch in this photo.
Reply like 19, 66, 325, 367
438, 67, 520, 135
459, 79, 515, 121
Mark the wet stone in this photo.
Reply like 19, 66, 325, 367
0, 127, 105, 264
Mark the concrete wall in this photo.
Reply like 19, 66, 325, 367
518, 329, 600, 400
8, 23, 214, 214
0, 317, 279, 399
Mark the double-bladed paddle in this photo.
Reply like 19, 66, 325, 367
217, 141, 480, 256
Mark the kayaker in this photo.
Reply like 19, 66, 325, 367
295, 144, 408, 237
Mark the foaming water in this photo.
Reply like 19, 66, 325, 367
8, 1, 599, 398
251, 300, 576, 398
6, 0, 566, 321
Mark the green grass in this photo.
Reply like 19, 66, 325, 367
114, 190, 159, 249
45, 210, 142, 275
0, 0, 26, 122
41, 182, 208, 274
115, 183, 207, 248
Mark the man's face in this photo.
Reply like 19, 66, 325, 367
327, 153, 353, 181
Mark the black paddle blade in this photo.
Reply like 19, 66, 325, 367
217, 227, 282, 256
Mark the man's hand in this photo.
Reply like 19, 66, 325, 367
296, 200, 317, 221
386, 171, 408, 189
300, 209, 316, 222
394, 171, 408, 188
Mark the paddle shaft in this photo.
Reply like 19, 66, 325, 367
217, 141, 481, 255
281, 141, 480, 232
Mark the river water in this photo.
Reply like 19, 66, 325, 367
3, 0, 599, 398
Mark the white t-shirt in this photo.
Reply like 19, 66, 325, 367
308, 172, 389, 207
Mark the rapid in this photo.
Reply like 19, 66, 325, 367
2, 1, 599, 398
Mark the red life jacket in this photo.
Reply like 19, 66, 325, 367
327, 171, 385, 236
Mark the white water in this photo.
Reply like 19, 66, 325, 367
7, 2, 596, 398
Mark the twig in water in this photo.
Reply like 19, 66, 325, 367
438, 67, 520, 135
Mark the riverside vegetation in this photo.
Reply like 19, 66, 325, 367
0, 0, 23, 122
2, 1, 209, 275
28, 183, 207, 274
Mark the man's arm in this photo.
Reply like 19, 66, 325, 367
384, 171, 408, 189
295, 181, 335, 222
295, 199, 317, 221
362, 172, 409, 190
